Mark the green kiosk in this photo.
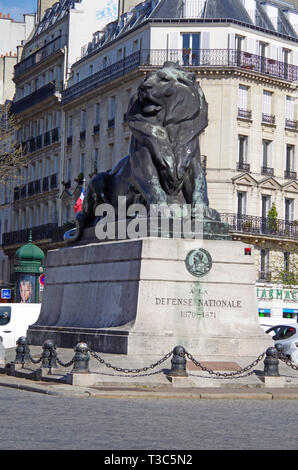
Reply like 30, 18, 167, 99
14, 232, 45, 304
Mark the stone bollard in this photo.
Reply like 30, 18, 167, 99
71, 342, 90, 374
168, 346, 188, 377
14, 337, 30, 367
41, 340, 58, 374
264, 347, 280, 377
66, 343, 96, 387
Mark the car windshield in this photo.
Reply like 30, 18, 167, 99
278, 326, 296, 340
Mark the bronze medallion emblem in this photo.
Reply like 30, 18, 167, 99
185, 249, 212, 278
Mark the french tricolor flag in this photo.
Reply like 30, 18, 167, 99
74, 187, 85, 213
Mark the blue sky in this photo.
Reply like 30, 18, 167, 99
0, 0, 36, 21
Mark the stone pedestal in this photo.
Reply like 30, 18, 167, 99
27, 238, 272, 357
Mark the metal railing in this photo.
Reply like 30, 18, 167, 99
62, 48, 298, 105
2, 223, 58, 246
284, 170, 297, 180
221, 213, 297, 240
14, 36, 63, 78
11, 82, 57, 115
285, 119, 298, 130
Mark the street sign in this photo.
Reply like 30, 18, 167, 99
39, 274, 45, 287
1, 289, 11, 300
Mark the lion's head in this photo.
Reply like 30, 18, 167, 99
127, 62, 208, 132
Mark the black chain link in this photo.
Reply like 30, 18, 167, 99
185, 350, 266, 379
56, 356, 75, 368
278, 352, 298, 371
28, 354, 42, 365
89, 349, 173, 375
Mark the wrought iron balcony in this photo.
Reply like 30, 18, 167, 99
14, 36, 63, 78
238, 108, 252, 120
11, 82, 57, 115
261, 166, 274, 176
237, 162, 250, 172
285, 119, 298, 130
262, 113, 276, 125
62, 49, 298, 105
221, 213, 297, 240
2, 223, 59, 247
258, 271, 272, 282
284, 170, 297, 180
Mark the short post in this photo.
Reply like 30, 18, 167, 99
67, 343, 95, 386
41, 340, 58, 374
71, 343, 90, 374
264, 347, 280, 377
14, 337, 30, 367
168, 346, 188, 377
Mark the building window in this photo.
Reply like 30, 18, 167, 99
285, 198, 294, 223
285, 144, 296, 179
94, 149, 99, 173
261, 140, 273, 175
238, 85, 251, 119
285, 96, 295, 128
260, 249, 270, 281
108, 97, 116, 128
79, 153, 85, 176
237, 135, 249, 171
237, 191, 247, 214
182, 33, 200, 65
262, 91, 275, 124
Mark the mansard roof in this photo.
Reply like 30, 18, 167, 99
32, 0, 76, 38
79, 0, 298, 63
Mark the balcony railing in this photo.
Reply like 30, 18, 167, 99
261, 166, 274, 176
221, 213, 297, 240
237, 162, 250, 172
285, 119, 298, 130
284, 170, 297, 180
62, 49, 298, 105
14, 36, 63, 78
11, 81, 57, 115
2, 223, 58, 247
238, 108, 252, 120
258, 271, 272, 282
262, 113, 276, 125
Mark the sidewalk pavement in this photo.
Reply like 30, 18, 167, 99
1, 346, 298, 400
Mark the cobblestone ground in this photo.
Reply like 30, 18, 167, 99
0, 388, 297, 450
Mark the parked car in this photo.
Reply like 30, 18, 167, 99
265, 325, 298, 364
0, 304, 41, 349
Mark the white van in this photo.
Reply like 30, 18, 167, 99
0, 304, 41, 349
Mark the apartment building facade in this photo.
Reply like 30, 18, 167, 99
60, 0, 298, 319
0, 0, 115, 284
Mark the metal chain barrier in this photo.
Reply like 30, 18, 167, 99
56, 356, 75, 368
28, 353, 42, 365
277, 352, 298, 371
185, 350, 266, 379
89, 349, 173, 375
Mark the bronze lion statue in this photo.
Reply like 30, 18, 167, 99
68, 62, 220, 241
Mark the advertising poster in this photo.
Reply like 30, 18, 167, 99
15, 274, 36, 304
